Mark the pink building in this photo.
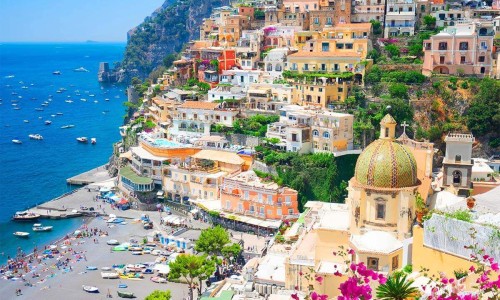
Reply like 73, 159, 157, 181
422, 22, 494, 77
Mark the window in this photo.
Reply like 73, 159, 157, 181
334, 64, 339, 71
244, 191, 249, 200
440, 56, 445, 64
285, 196, 291, 205
321, 63, 326, 71
326, 17, 332, 25
288, 208, 294, 215
459, 42, 468, 50
267, 195, 273, 205
336, 43, 344, 49
367, 257, 379, 270
392, 256, 399, 271
438, 42, 447, 50
292, 133, 298, 142
238, 203, 243, 212
314, 17, 319, 24
226, 201, 231, 209
455, 155, 461, 162
267, 209, 273, 216
480, 41, 487, 50
323, 144, 330, 151
313, 141, 318, 149
312, 130, 319, 137
277, 208, 282, 216
323, 132, 330, 139
481, 67, 485, 74
258, 193, 263, 203
460, 56, 465, 64
479, 56, 485, 62
250, 205, 255, 212
376, 202, 386, 219
345, 43, 353, 49
304, 64, 309, 70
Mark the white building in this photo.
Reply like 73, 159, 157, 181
263, 48, 293, 80
207, 85, 246, 102
170, 101, 239, 140
219, 68, 264, 89
384, 0, 416, 37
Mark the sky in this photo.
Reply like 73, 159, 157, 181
0, 0, 166, 42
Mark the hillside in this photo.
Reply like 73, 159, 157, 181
117, 0, 230, 82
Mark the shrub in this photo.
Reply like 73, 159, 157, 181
460, 81, 469, 89
385, 44, 400, 58
388, 83, 408, 99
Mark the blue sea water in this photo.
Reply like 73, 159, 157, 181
0, 43, 126, 259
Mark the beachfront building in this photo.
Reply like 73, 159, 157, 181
384, 0, 416, 37
220, 170, 300, 220
351, 0, 386, 23
422, 22, 495, 76
130, 146, 170, 186
169, 101, 240, 141
118, 166, 155, 193
163, 149, 249, 203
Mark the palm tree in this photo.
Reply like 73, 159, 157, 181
376, 272, 418, 300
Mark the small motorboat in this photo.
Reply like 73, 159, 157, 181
56, 112, 63, 115
77, 137, 88, 143
82, 285, 99, 293
13, 211, 40, 221
32, 224, 53, 231
45, 120, 52, 125
117, 291, 135, 298
74, 67, 89, 72
106, 239, 119, 245
29, 134, 43, 140
52, 71, 61, 75
61, 125, 75, 129
91, 138, 96, 144
24, 120, 29, 123
118, 284, 128, 289
13, 231, 30, 238
86, 266, 98, 271
12, 139, 22, 144
65, 100, 73, 103
101, 272, 119, 279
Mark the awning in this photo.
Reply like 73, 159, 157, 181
118, 199, 129, 205
156, 190, 165, 197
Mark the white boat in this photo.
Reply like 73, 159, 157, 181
105, 98, 109, 101
12, 139, 22, 144
76, 137, 88, 143
29, 134, 43, 140
101, 272, 120, 279
21, 86, 28, 89
91, 138, 96, 144
65, 100, 73, 103
23, 120, 29, 123
61, 125, 75, 129
74, 67, 89, 72
89, 94, 95, 97
33, 224, 53, 231
80, 98, 87, 102
82, 285, 99, 293
13, 231, 30, 238
45, 120, 52, 125
52, 71, 61, 75
56, 112, 63, 115
13, 107, 21, 110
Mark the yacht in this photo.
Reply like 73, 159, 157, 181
29, 134, 43, 140
91, 138, 96, 144
65, 100, 73, 103
56, 112, 63, 115
24, 120, 29, 123
33, 224, 53, 232
52, 71, 61, 75
12, 211, 40, 221
12, 139, 22, 144
77, 137, 88, 143
45, 120, 52, 125
61, 125, 75, 129
13, 232, 30, 238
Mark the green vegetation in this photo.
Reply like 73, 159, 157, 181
388, 83, 409, 99
365, 66, 426, 85
454, 269, 468, 280
466, 78, 500, 137
370, 20, 382, 35
169, 254, 216, 300
145, 290, 172, 300
195, 226, 241, 258
385, 44, 400, 58
211, 114, 279, 137
444, 209, 473, 223
183, 78, 211, 94
423, 15, 437, 29
376, 272, 418, 300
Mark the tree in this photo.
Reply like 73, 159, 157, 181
388, 83, 409, 99
376, 272, 419, 300
195, 226, 231, 256
423, 15, 437, 29
385, 44, 400, 58
466, 78, 500, 136
370, 20, 382, 35
168, 254, 216, 300
145, 290, 172, 300
163, 53, 177, 67
221, 243, 242, 259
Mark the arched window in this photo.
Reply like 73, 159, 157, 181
323, 131, 330, 139
312, 130, 319, 137
267, 64, 273, 71
453, 170, 462, 185
180, 122, 187, 129
275, 64, 282, 71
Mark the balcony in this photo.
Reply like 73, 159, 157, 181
386, 23, 414, 28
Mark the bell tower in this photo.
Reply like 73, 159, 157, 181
379, 114, 397, 140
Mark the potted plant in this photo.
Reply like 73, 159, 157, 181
415, 192, 428, 224
466, 197, 476, 210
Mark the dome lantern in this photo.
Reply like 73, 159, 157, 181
380, 114, 396, 140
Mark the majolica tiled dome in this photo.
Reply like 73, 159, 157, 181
354, 136, 418, 189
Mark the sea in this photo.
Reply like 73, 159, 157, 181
0, 42, 127, 260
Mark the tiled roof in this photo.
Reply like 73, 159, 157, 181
179, 101, 220, 110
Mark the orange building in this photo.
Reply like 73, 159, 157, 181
221, 170, 299, 220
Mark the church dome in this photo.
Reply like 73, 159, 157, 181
354, 114, 418, 189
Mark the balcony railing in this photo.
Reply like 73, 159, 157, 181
386, 24, 414, 28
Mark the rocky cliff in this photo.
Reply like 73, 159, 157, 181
117, 0, 230, 82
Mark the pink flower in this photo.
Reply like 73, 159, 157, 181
347, 249, 355, 255
291, 293, 299, 300
491, 262, 499, 271
315, 275, 324, 284
469, 266, 476, 272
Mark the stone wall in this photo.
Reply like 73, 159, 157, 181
224, 133, 262, 148
251, 160, 278, 176
378, 64, 423, 72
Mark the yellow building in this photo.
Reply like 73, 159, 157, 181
287, 23, 373, 84
288, 76, 351, 107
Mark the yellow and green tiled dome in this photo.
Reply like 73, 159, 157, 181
354, 139, 418, 189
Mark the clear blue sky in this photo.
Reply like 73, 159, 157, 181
0, 0, 165, 42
